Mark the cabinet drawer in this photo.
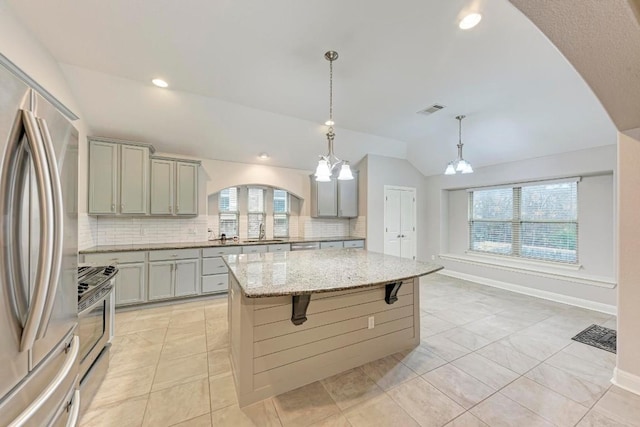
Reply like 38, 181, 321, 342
320, 241, 344, 249
343, 240, 365, 248
242, 245, 268, 254
84, 251, 146, 265
202, 274, 228, 294
202, 257, 228, 275
149, 248, 200, 261
268, 244, 290, 253
202, 246, 242, 258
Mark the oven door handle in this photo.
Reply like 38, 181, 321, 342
78, 285, 113, 316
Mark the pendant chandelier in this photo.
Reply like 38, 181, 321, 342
314, 51, 354, 182
444, 115, 474, 175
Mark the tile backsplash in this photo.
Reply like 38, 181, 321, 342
79, 213, 366, 250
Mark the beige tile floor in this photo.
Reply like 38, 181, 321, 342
79, 274, 640, 427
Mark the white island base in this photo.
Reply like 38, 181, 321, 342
228, 275, 421, 407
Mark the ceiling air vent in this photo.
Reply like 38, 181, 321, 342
417, 104, 445, 115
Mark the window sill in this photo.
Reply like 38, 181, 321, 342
439, 253, 616, 289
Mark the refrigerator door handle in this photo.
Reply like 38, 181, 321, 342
0, 112, 30, 336
66, 390, 80, 427
18, 109, 55, 353
35, 117, 64, 339
7, 336, 79, 427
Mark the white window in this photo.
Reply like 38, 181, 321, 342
273, 189, 289, 238
247, 187, 265, 239
219, 187, 238, 237
469, 180, 578, 263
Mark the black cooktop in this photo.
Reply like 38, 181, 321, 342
78, 265, 118, 307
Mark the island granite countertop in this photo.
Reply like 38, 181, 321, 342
78, 236, 365, 254
223, 248, 443, 298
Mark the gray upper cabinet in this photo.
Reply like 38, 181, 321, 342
310, 178, 337, 217
310, 173, 358, 218
88, 140, 118, 214
120, 144, 149, 214
150, 158, 174, 215
176, 161, 198, 215
150, 157, 199, 216
88, 138, 150, 215
337, 172, 358, 218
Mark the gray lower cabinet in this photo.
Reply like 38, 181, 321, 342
268, 243, 290, 252
343, 240, 365, 248
148, 261, 174, 301
201, 246, 241, 294
114, 262, 146, 305
242, 245, 268, 254
175, 259, 199, 297
148, 249, 200, 301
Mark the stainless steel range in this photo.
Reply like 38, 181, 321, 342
77, 265, 117, 416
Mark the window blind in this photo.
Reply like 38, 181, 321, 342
273, 189, 289, 238
219, 187, 239, 236
468, 180, 578, 263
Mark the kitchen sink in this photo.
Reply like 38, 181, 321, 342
242, 239, 284, 243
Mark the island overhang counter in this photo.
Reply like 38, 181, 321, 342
223, 248, 443, 407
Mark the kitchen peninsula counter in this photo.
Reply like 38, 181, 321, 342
225, 248, 443, 406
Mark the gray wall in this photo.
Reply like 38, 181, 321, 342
424, 144, 617, 306
361, 154, 427, 257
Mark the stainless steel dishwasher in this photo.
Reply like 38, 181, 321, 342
290, 242, 321, 251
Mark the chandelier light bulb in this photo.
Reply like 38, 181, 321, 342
444, 163, 456, 175
337, 163, 354, 180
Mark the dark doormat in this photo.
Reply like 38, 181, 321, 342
572, 324, 616, 353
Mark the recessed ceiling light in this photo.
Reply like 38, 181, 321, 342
459, 13, 482, 30
258, 152, 269, 160
152, 78, 169, 88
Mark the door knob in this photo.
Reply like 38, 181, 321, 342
397, 235, 401, 238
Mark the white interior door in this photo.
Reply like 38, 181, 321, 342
384, 189, 402, 257
400, 190, 416, 260
384, 187, 416, 260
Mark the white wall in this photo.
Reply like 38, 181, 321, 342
615, 132, 640, 392
424, 144, 617, 308
0, 0, 88, 210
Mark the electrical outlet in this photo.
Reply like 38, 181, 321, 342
368, 316, 375, 329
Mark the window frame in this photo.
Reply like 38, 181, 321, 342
247, 187, 266, 239
273, 189, 290, 238
218, 187, 239, 237
468, 179, 579, 264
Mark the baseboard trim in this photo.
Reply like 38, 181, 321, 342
439, 270, 617, 315
612, 367, 640, 396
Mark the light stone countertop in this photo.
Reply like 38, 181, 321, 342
223, 248, 443, 298
79, 236, 365, 254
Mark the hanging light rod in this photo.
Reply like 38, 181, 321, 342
314, 50, 354, 182
444, 115, 474, 175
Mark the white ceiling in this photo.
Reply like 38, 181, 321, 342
8, 0, 617, 175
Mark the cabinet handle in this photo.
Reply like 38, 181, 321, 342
111, 204, 115, 212
397, 234, 401, 238
169, 205, 172, 213
176, 206, 180, 213
120, 203, 124, 211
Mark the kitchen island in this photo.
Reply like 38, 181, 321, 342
224, 248, 443, 406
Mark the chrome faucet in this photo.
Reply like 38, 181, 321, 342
258, 223, 266, 241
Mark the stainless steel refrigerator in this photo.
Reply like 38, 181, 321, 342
0, 59, 80, 426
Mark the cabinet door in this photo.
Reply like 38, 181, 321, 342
337, 172, 358, 217
114, 262, 146, 306
120, 145, 149, 214
150, 159, 174, 215
175, 259, 199, 297
316, 179, 337, 216
148, 261, 174, 300
88, 140, 118, 214
175, 162, 198, 215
